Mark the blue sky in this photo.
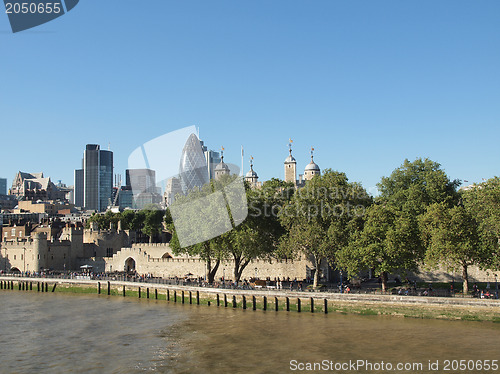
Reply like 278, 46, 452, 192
1, 0, 500, 195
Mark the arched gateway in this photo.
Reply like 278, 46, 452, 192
125, 257, 136, 273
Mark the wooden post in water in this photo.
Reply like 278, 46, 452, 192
242, 295, 247, 310
174, 290, 177, 303
224, 294, 228, 308
155, 289, 158, 300
0, 281, 3, 290
324, 299, 328, 314
138, 287, 141, 298
123, 285, 126, 297
30, 282, 32, 291
263, 296, 267, 311
22, 282, 25, 291
18, 282, 21, 291
232, 295, 237, 308
275, 297, 279, 311
98, 282, 101, 294
252, 295, 256, 310
286, 297, 290, 312
147, 288, 150, 299
181, 291, 185, 304
297, 298, 301, 313
217, 294, 220, 307
52, 284, 57, 292
107, 281, 111, 295
11, 281, 14, 290
310, 297, 314, 313
45, 283, 48, 292
196, 291, 200, 305
167, 289, 170, 301
189, 291, 192, 304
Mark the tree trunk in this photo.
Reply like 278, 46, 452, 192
233, 256, 251, 283
462, 264, 469, 294
313, 257, 321, 289
381, 271, 388, 292
206, 259, 220, 284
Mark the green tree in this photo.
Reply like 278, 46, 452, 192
228, 182, 288, 282
279, 170, 371, 288
378, 158, 460, 215
142, 208, 165, 243
337, 204, 420, 291
120, 209, 136, 230
419, 202, 488, 294
167, 179, 232, 284
462, 178, 500, 271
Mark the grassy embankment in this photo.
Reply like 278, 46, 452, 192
16, 282, 498, 323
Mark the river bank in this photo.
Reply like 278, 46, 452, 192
1, 276, 499, 323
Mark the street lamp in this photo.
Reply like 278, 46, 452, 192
339, 270, 343, 294
495, 274, 498, 299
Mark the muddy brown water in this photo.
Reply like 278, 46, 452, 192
0, 292, 499, 373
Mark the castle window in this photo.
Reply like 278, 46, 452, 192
106, 248, 113, 257
14, 255, 16, 260
38, 254, 40, 260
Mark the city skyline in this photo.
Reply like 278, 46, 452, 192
2, 1, 500, 194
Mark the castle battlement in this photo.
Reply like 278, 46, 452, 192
131, 243, 171, 249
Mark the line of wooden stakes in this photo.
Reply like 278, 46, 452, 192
1, 280, 331, 314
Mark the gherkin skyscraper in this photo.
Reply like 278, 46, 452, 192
179, 133, 209, 194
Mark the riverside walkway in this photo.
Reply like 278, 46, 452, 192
1, 275, 499, 308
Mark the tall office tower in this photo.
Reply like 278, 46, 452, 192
126, 169, 156, 195
74, 144, 113, 211
125, 168, 162, 209
179, 133, 209, 194
200, 140, 221, 180
74, 169, 84, 207
0, 178, 6, 195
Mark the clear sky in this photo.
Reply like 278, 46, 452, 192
1, 0, 500, 195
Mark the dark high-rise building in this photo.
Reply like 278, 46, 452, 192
74, 144, 113, 212
74, 169, 84, 207
0, 178, 6, 196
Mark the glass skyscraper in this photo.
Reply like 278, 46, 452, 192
74, 144, 113, 212
179, 133, 209, 194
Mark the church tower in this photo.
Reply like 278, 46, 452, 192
284, 139, 297, 186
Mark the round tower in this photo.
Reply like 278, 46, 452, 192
304, 147, 320, 181
214, 147, 230, 180
245, 157, 259, 187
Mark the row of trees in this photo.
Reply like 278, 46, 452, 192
87, 158, 500, 292
86, 207, 165, 243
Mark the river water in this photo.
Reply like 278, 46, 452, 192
0, 292, 499, 373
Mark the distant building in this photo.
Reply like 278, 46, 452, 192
74, 169, 84, 207
164, 177, 183, 207
200, 141, 221, 180
0, 178, 6, 196
125, 169, 162, 210
9, 172, 66, 201
74, 144, 113, 212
